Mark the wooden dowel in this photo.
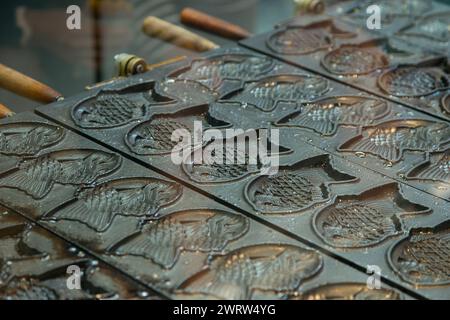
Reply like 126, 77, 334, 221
114, 53, 187, 76
180, 7, 251, 40
0, 103, 14, 118
142, 16, 219, 52
0, 64, 62, 104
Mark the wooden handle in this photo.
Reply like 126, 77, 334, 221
0, 64, 62, 104
180, 7, 251, 40
0, 103, 14, 118
142, 16, 219, 52
114, 53, 187, 76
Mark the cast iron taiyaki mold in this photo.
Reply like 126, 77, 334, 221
338, 120, 450, 163
389, 220, 450, 286
178, 244, 323, 300
313, 183, 430, 248
31, 43, 450, 299
266, 19, 356, 55
245, 154, 356, 214
34, 99, 449, 299
276, 95, 390, 136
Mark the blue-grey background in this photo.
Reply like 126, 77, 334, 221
0, 0, 449, 113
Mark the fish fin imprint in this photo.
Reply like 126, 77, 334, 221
0, 161, 55, 199
338, 99, 389, 125
415, 154, 450, 183
348, 132, 401, 162
113, 216, 185, 268
49, 189, 120, 232
204, 282, 248, 300
232, 87, 276, 112
180, 269, 249, 300
287, 107, 337, 135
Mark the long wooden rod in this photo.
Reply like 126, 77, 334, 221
180, 7, 251, 40
0, 63, 62, 104
0, 103, 14, 118
142, 16, 219, 52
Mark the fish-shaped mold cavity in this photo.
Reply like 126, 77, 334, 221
406, 151, 450, 184
0, 122, 64, 156
171, 53, 275, 90
177, 244, 323, 300
321, 43, 389, 76
313, 183, 430, 248
0, 149, 121, 199
388, 220, 450, 286
43, 177, 182, 232
245, 154, 357, 214
338, 120, 450, 163
292, 283, 401, 300
276, 96, 390, 135
111, 209, 249, 269
71, 91, 148, 129
182, 131, 291, 184
266, 20, 356, 55
378, 66, 449, 97
227, 74, 330, 112
125, 105, 230, 156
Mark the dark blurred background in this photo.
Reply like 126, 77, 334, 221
0, 0, 449, 113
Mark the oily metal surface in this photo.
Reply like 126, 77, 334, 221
0, 113, 409, 300
37, 48, 450, 203
240, 7, 450, 122
0, 205, 155, 300
35, 49, 449, 299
